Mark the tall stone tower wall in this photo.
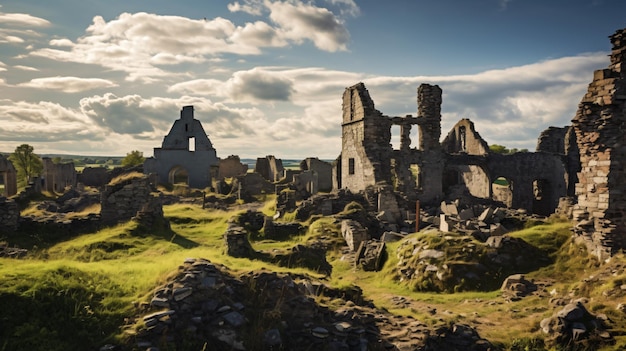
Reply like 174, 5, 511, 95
571, 28, 626, 259
340, 83, 391, 191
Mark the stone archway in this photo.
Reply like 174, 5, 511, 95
168, 166, 189, 185
492, 176, 513, 207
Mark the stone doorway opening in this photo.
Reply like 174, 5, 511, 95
492, 176, 513, 207
169, 166, 190, 185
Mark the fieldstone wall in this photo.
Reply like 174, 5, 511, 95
100, 175, 160, 224
0, 197, 19, 232
571, 28, 626, 258
340, 219, 368, 251
217, 155, 248, 180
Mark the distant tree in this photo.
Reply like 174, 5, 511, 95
9, 144, 43, 185
121, 150, 145, 167
52, 156, 62, 164
489, 144, 509, 154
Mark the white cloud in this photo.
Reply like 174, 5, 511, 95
326, 0, 360, 17
13, 65, 39, 71
266, 0, 350, 52
228, 0, 264, 15
19, 76, 117, 93
0, 11, 50, 27
29, 8, 349, 82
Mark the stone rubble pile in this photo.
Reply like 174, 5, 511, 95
431, 200, 536, 241
124, 258, 495, 351
540, 299, 614, 348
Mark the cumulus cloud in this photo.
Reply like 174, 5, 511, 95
228, 0, 264, 15
19, 76, 117, 93
78, 93, 263, 142
0, 99, 104, 144
226, 68, 294, 101
266, 0, 350, 52
29, 4, 351, 82
326, 0, 360, 17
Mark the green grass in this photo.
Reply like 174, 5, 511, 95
1, 197, 623, 351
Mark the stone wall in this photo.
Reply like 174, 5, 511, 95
42, 157, 77, 193
0, 154, 17, 197
217, 155, 248, 180
341, 219, 368, 251
78, 167, 109, 187
0, 197, 19, 232
100, 175, 160, 224
571, 28, 626, 258
536, 126, 568, 154
442, 119, 490, 155
300, 157, 332, 192
254, 155, 284, 182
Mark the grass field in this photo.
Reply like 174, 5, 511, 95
0, 198, 624, 350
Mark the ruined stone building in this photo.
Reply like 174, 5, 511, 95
335, 27, 626, 259
0, 154, 17, 197
336, 83, 570, 217
41, 157, 77, 193
144, 106, 219, 189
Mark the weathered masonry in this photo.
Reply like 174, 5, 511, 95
336, 82, 570, 217
144, 106, 219, 189
570, 28, 626, 258
0, 154, 17, 197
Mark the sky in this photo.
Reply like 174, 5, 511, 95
0, 0, 624, 159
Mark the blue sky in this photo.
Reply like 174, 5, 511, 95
0, 0, 624, 158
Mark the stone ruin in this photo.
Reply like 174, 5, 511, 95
100, 173, 164, 227
335, 28, 626, 259
41, 157, 77, 193
0, 154, 17, 197
144, 105, 219, 189
569, 28, 626, 259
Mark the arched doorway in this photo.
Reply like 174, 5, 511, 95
492, 176, 513, 207
168, 166, 189, 185
532, 178, 552, 216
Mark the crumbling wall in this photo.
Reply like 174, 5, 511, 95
488, 153, 568, 215
0, 154, 17, 197
100, 175, 159, 224
571, 28, 626, 258
340, 83, 392, 192
0, 197, 19, 231
78, 167, 109, 188
42, 157, 77, 193
300, 157, 332, 192
217, 155, 248, 180
442, 119, 490, 155
254, 155, 284, 182
536, 126, 568, 154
